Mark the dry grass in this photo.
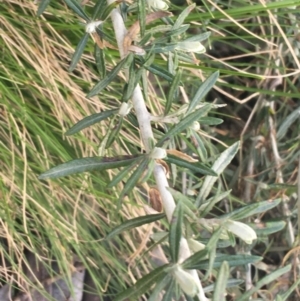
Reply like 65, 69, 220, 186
0, 1, 154, 299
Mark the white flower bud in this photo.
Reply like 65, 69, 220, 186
150, 147, 167, 159
174, 266, 199, 297
175, 41, 206, 54
224, 220, 257, 244
191, 121, 200, 131
187, 238, 206, 253
147, 0, 169, 10
86, 21, 103, 34
118, 102, 131, 117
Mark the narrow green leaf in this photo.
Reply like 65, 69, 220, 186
167, 187, 198, 218
199, 117, 223, 126
148, 274, 172, 301
167, 24, 190, 38
187, 71, 219, 114
279, 277, 300, 301
172, 3, 196, 30
206, 226, 223, 251
138, 0, 146, 37
191, 131, 207, 161
266, 183, 296, 192
64, 0, 90, 21
196, 141, 240, 206
168, 51, 175, 75
181, 249, 208, 269
277, 105, 300, 140
87, 54, 133, 97
126, 112, 139, 127
122, 62, 143, 102
236, 265, 291, 301
204, 247, 216, 280
204, 279, 244, 293
141, 69, 149, 101
95, 27, 116, 46
165, 70, 181, 115
69, 32, 90, 72
107, 159, 140, 188
115, 264, 169, 301
65, 109, 117, 135
162, 277, 176, 301
169, 202, 183, 263
38, 155, 141, 179
101, 1, 122, 21
107, 213, 165, 239
118, 158, 150, 201
213, 261, 229, 301
165, 154, 217, 176
139, 158, 155, 184
184, 31, 211, 43
139, 32, 152, 47
185, 254, 262, 270
251, 221, 286, 236
223, 199, 281, 220
145, 43, 178, 54
106, 118, 123, 148
94, 43, 106, 79
92, 0, 107, 20
200, 190, 232, 217
37, 0, 50, 16
145, 64, 173, 81
157, 104, 211, 147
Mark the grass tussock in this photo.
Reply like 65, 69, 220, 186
0, 1, 152, 299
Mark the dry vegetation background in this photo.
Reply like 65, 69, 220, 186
0, 0, 300, 300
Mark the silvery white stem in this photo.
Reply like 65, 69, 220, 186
107, 4, 208, 301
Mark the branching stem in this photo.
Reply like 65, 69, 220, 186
107, 3, 208, 300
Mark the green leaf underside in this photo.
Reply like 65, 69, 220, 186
183, 254, 262, 270
223, 199, 281, 220
213, 261, 229, 301
65, 109, 117, 135
107, 213, 165, 239
157, 103, 211, 146
199, 116, 223, 125
165, 154, 217, 176
115, 264, 170, 301
38, 155, 141, 179
181, 249, 208, 269
196, 141, 240, 206
187, 71, 219, 114
37, 0, 50, 16
64, 0, 90, 21
251, 221, 286, 236
169, 202, 183, 263
69, 32, 90, 72
172, 4, 196, 31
